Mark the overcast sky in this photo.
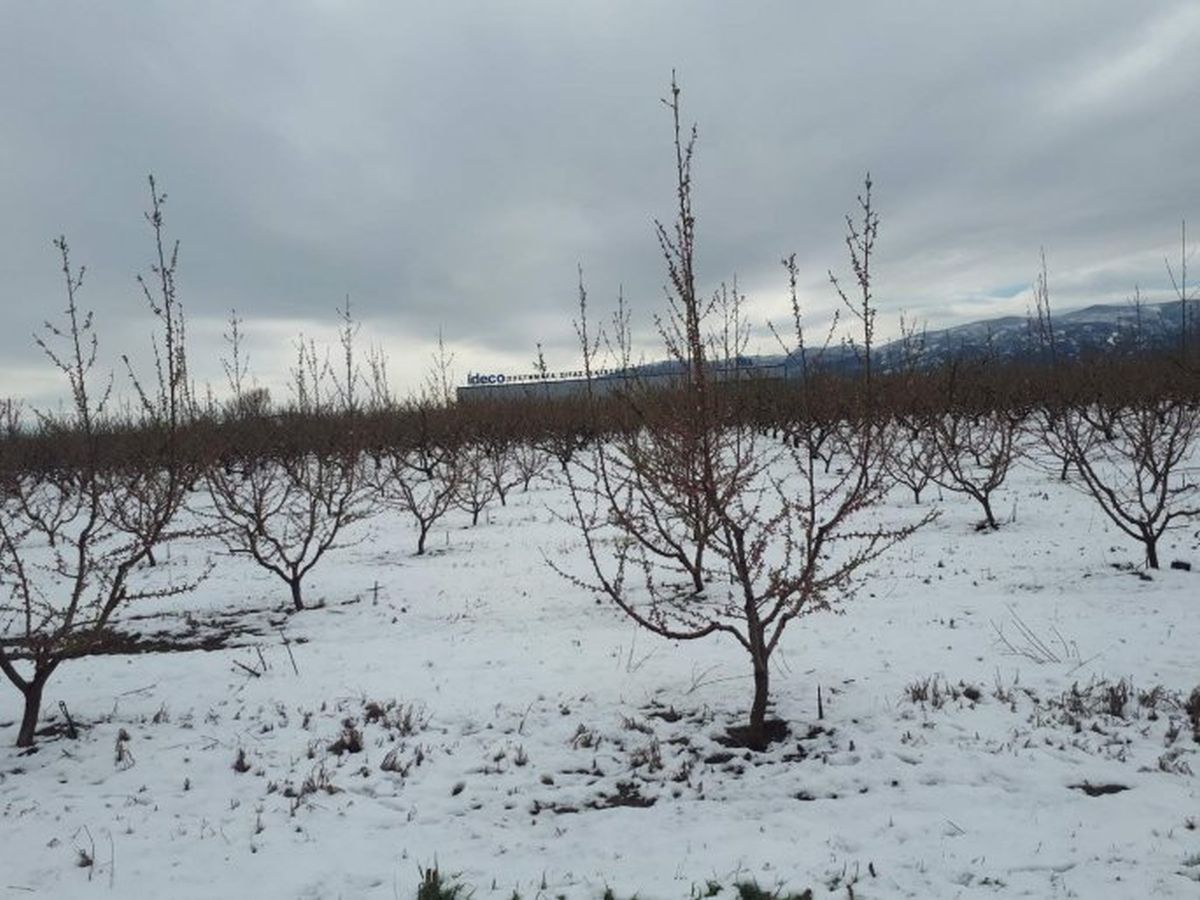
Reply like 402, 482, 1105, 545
2, 1, 1198, 409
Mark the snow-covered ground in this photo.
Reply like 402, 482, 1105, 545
1, 455, 1198, 899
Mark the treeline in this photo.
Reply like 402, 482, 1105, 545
4, 345, 1197, 478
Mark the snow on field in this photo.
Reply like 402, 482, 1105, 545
1, 456, 1198, 899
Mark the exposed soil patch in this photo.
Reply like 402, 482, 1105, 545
716, 718, 791, 751
644, 704, 683, 723
1, 607, 275, 659
589, 780, 655, 809
1070, 782, 1130, 796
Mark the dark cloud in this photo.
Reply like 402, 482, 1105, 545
2, 1, 1197, 405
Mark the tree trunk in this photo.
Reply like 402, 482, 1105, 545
289, 577, 305, 611
690, 546, 705, 594
471, 508, 480, 526
1145, 535, 1159, 570
416, 525, 428, 556
16, 674, 48, 748
980, 495, 997, 530
747, 655, 770, 751
912, 485, 922, 504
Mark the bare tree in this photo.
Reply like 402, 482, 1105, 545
885, 416, 944, 504
930, 405, 1023, 530
370, 406, 462, 555
205, 314, 373, 610
879, 316, 944, 504
361, 339, 467, 554
1059, 379, 1199, 569
0, 236, 202, 747
928, 356, 1025, 530
462, 410, 525, 507
1023, 252, 1083, 484
511, 436, 550, 491
454, 440, 497, 526
483, 436, 524, 506
558, 78, 930, 749
206, 446, 370, 610
535, 400, 593, 473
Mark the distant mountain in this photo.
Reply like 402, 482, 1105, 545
755, 298, 1198, 376
901, 299, 1192, 366
460, 299, 1197, 400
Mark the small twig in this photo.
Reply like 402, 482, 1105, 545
278, 628, 299, 676
991, 605, 1080, 666
517, 700, 535, 736
118, 683, 158, 697
233, 660, 262, 678
684, 663, 724, 694
73, 825, 96, 881
1066, 651, 1104, 676
58, 700, 79, 739
623, 626, 657, 673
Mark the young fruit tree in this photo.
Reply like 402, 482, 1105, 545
0, 229, 202, 747
365, 340, 467, 555
454, 441, 498, 526
928, 362, 1025, 531
1038, 249, 1200, 569
371, 405, 463, 555
206, 444, 370, 611
1057, 371, 1200, 569
558, 79, 931, 750
205, 318, 374, 611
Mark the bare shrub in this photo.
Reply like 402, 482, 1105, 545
328, 719, 364, 755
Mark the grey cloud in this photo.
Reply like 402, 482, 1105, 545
2, 1, 1196, 406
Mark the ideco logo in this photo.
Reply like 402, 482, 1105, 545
466, 373, 509, 385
